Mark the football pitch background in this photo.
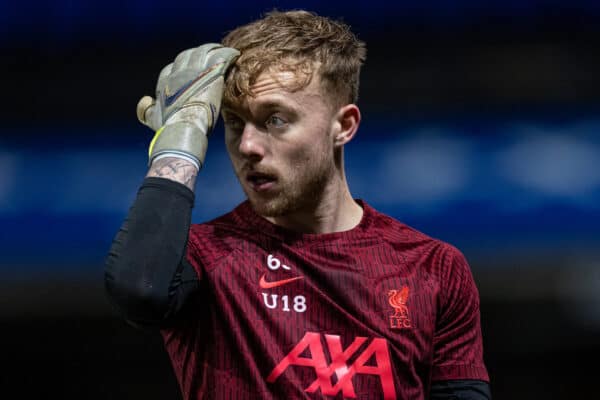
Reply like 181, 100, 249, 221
1, 1, 599, 399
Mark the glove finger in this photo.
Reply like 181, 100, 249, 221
190, 43, 223, 68
136, 95, 155, 126
158, 63, 173, 82
172, 48, 196, 73
206, 46, 240, 71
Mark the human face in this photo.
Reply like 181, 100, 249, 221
222, 71, 339, 217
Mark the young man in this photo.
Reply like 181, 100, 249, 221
105, 11, 491, 400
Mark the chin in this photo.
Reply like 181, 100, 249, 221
241, 170, 328, 218
244, 184, 306, 218
248, 196, 295, 217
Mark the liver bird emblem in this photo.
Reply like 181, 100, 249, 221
387, 286, 410, 319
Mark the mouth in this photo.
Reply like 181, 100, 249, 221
246, 171, 277, 192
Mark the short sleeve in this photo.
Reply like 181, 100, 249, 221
431, 245, 489, 382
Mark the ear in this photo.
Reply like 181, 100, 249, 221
332, 104, 361, 147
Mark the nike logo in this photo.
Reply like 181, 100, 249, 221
164, 63, 222, 107
259, 273, 303, 289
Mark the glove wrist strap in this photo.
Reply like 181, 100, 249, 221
151, 152, 201, 170
148, 122, 208, 169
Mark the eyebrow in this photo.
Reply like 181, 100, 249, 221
254, 99, 295, 112
223, 96, 298, 118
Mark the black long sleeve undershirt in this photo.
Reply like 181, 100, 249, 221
104, 177, 200, 326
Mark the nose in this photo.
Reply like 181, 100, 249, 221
238, 123, 266, 160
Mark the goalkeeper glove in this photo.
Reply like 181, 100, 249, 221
136, 43, 239, 169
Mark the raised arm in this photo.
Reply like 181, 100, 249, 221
104, 44, 239, 326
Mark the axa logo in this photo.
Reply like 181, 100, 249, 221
387, 286, 412, 329
267, 332, 396, 399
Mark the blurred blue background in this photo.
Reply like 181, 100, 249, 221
3, 118, 600, 272
1, 1, 599, 399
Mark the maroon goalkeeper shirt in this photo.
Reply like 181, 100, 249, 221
161, 200, 489, 400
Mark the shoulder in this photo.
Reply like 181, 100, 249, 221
189, 205, 246, 238
187, 202, 260, 268
365, 201, 436, 244
364, 202, 465, 274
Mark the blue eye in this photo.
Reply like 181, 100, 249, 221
266, 115, 287, 128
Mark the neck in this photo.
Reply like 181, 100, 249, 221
265, 174, 363, 234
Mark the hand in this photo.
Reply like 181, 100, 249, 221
137, 43, 239, 169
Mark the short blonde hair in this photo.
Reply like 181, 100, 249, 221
222, 10, 366, 108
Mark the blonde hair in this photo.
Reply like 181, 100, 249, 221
222, 10, 366, 108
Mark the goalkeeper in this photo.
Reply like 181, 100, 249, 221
105, 10, 491, 400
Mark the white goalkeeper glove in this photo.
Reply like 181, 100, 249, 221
136, 43, 239, 170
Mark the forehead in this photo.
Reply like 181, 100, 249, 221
223, 69, 328, 114
251, 70, 303, 96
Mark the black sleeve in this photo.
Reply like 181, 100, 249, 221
104, 177, 200, 327
430, 380, 491, 400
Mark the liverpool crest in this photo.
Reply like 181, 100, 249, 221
387, 286, 412, 329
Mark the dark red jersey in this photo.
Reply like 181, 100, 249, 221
161, 200, 489, 400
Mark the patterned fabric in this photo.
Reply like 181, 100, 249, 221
161, 200, 488, 400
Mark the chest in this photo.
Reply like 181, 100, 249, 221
205, 245, 440, 349
192, 245, 442, 399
